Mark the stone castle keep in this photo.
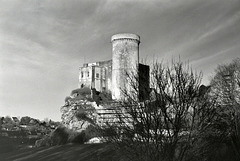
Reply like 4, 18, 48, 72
78, 33, 149, 100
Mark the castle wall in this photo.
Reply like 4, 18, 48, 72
98, 60, 112, 92
138, 63, 150, 101
93, 67, 101, 91
79, 60, 112, 93
79, 66, 93, 88
111, 33, 140, 100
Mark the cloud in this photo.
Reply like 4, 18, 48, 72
0, 0, 239, 120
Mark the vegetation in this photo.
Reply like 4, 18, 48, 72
100, 58, 240, 161
0, 116, 60, 154
198, 58, 240, 161
0, 143, 124, 161
35, 126, 91, 147
2, 58, 240, 161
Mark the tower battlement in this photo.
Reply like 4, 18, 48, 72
111, 33, 140, 43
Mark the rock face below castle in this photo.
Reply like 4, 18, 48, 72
60, 100, 98, 132
60, 88, 120, 132
60, 88, 99, 132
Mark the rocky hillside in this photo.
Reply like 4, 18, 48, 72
61, 87, 95, 132
60, 99, 98, 132
61, 87, 121, 132
60, 87, 114, 132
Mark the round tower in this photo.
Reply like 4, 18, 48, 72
111, 33, 140, 100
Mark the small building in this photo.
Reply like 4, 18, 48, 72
12, 117, 20, 123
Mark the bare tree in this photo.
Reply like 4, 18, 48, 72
209, 58, 240, 160
101, 60, 214, 161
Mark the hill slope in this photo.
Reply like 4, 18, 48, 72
0, 143, 125, 161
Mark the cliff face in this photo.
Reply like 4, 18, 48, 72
60, 87, 118, 132
60, 88, 99, 132
60, 100, 99, 132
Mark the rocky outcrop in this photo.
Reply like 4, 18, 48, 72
60, 97, 99, 132
60, 87, 119, 132
60, 87, 94, 132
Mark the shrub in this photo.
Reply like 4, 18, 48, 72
35, 126, 69, 147
68, 126, 100, 144
84, 125, 100, 139
50, 126, 69, 145
35, 126, 94, 147
69, 131, 87, 144
64, 96, 72, 103
99, 91, 112, 102
35, 136, 52, 147
71, 87, 91, 97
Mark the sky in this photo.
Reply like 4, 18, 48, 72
0, 0, 240, 121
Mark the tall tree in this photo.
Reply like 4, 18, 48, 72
101, 60, 212, 161
2, 116, 15, 130
209, 58, 240, 160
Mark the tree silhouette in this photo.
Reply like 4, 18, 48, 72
101, 60, 214, 161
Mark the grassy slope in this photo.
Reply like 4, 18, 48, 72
0, 143, 125, 161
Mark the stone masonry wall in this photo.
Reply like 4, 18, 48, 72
111, 34, 140, 100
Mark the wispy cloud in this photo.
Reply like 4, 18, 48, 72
0, 0, 239, 120
197, 10, 240, 41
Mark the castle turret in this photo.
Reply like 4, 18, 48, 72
111, 33, 140, 100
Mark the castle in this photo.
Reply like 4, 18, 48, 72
78, 33, 149, 100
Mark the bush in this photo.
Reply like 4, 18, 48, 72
35, 126, 93, 147
99, 91, 112, 102
64, 96, 72, 103
71, 87, 91, 97
35, 136, 52, 147
50, 126, 69, 145
68, 125, 100, 144
84, 125, 100, 139
69, 131, 87, 144
35, 126, 69, 147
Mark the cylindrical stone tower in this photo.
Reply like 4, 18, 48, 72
111, 33, 140, 100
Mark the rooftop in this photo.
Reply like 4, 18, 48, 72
111, 33, 140, 42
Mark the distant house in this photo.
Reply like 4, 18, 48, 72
29, 119, 40, 125
12, 117, 20, 123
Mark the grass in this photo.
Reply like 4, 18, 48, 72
0, 143, 126, 161
0, 136, 39, 154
